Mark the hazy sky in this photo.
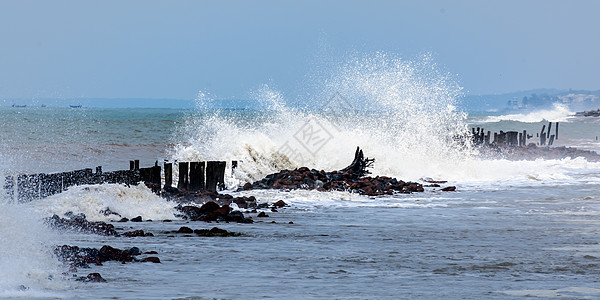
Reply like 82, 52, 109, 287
0, 0, 598, 101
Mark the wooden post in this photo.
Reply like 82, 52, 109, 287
547, 122, 552, 138
540, 125, 546, 146
485, 131, 490, 145
549, 134, 555, 146
177, 162, 189, 190
130, 160, 135, 170
555, 122, 559, 140
206, 161, 226, 192
96, 166, 102, 174
164, 163, 172, 187
134, 160, 140, 170
523, 130, 527, 146
216, 161, 226, 190
518, 132, 523, 146
189, 161, 205, 191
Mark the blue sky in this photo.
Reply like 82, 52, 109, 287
0, 0, 598, 102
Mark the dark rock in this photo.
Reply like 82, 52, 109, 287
77, 273, 106, 283
199, 201, 221, 213
99, 207, 121, 217
257, 211, 269, 217
177, 226, 194, 234
441, 186, 456, 192
126, 247, 142, 255
122, 230, 153, 237
118, 218, 129, 222
131, 216, 143, 222
272, 200, 287, 208
243, 182, 253, 190
194, 227, 242, 237
141, 257, 161, 263
46, 214, 118, 236
178, 206, 203, 220
144, 251, 158, 255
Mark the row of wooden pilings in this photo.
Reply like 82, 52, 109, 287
472, 121, 559, 147
3, 160, 236, 203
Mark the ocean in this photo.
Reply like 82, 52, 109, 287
2, 57, 600, 299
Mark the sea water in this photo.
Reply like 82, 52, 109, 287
2, 54, 600, 299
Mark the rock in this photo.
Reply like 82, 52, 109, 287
99, 207, 121, 217
77, 273, 106, 283
98, 245, 134, 263
257, 212, 269, 217
194, 227, 242, 237
46, 214, 118, 236
126, 247, 142, 255
131, 216, 143, 222
272, 200, 287, 208
200, 201, 221, 213
177, 226, 194, 234
144, 251, 158, 255
178, 206, 203, 220
141, 257, 161, 263
122, 230, 153, 237
243, 182, 253, 190
441, 186, 456, 192
118, 217, 129, 222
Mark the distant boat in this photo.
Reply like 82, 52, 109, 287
69, 105, 82, 108
11, 104, 27, 108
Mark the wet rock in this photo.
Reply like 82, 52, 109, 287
194, 227, 242, 237
441, 186, 456, 192
177, 226, 194, 234
131, 216, 143, 222
243, 182, 253, 190
46, 214, 118, 236
249, 148, 426, 197
257, 212, 269, 217
98, 245, 135, 263
99, 207, 121, 217
54, 244, 151, 269
141, 257, 161, 263
126, 247, 142, 256
272, 200, 287, 208
77, 273, 106, 283
122, 230, 154, 237
118, 217, 129, 222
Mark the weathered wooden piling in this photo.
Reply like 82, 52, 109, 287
189, 161, 205, 191
164, 163, 172, 187
540, 125, 547, 146
177, 162, 189, 190
555, 122, 559, 140
206, 161, 226, 192
547, 122, 552, 139
549, 135, 555, 146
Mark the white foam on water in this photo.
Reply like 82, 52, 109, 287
171, 52, 599, 190
0, 196, 68, 296
482, 103, 575, 123
32, 183, 178, 222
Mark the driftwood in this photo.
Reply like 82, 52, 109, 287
340, 147, 375, 178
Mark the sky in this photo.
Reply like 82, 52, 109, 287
0, 0, 599, 103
